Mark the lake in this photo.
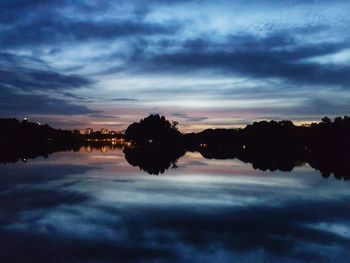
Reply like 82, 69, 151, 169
0, 144, 349, 262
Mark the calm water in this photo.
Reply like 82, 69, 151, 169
0, 146, 349, 263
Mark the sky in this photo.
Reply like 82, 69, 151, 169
1, 0, 350, 132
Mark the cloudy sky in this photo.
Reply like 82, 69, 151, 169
1, 0, 350, 131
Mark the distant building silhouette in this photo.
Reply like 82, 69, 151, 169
85, 128, 93, 135
101, 128, 109, 134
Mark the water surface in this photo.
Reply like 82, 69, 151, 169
0, 146, 349, 262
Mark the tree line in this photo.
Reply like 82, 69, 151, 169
1, 114, 349, 179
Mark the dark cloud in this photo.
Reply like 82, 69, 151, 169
111, 98, 138, 101
106, 30, 349, 88
172, 112, 208, 122
0, 53, 93, 91
146, 34, 350, 87
0, 53, 95, 116
292, 98, 350, 116
0, 16, 179, 48
88, 113, 120, 119
0, 1, 129, 24
0, 0, 58, 24
0, 88, 97, 116
0, 68, 92, 91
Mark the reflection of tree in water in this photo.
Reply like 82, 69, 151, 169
0, 141, 123, 163
199, 145, 303, 172
308, 150, 350, 180
1, 141, 349, 180
0, 143, 80, 163
123, 144, 186, 175
198, 144, 350, 180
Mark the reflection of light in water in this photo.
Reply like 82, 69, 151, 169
184, 151, 202, 158
85, 146, 92, 153
101, 146, 108, 153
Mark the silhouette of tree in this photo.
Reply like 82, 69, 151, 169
171, 121, 179, 130
124, 114, 181, 144
321, 116, 331, 125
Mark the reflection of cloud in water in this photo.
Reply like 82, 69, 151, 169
1, 150, 350, 262
0, 163, 96, 227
